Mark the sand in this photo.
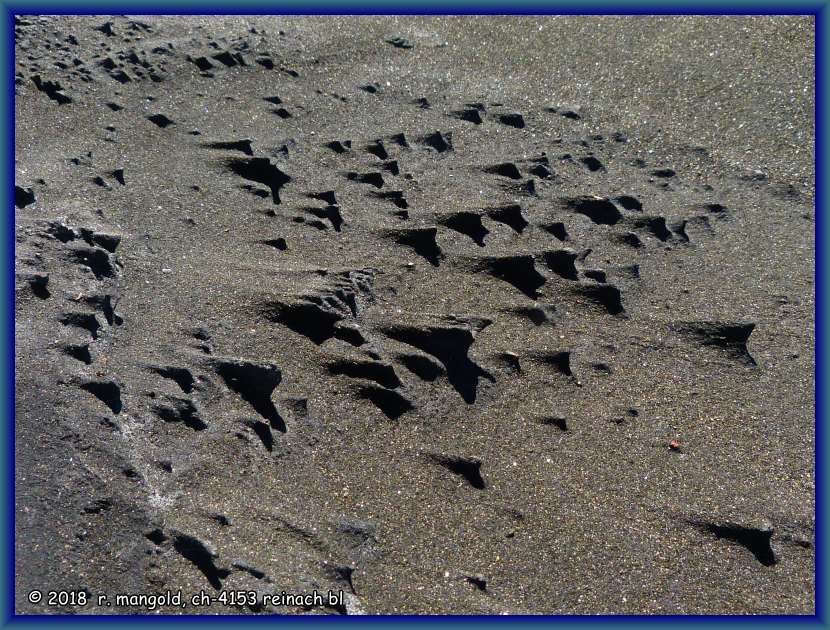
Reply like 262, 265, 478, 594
14, 15, 815, 614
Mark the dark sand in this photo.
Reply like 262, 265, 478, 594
14, 15, 815, 614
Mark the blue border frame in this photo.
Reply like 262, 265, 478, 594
0, 4, 826, 11
817, 5, 825, 627
5, 4, 825, 626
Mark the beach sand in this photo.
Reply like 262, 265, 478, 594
14, 15, 815, 614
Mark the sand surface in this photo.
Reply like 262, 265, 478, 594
14, 15, 815, 614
